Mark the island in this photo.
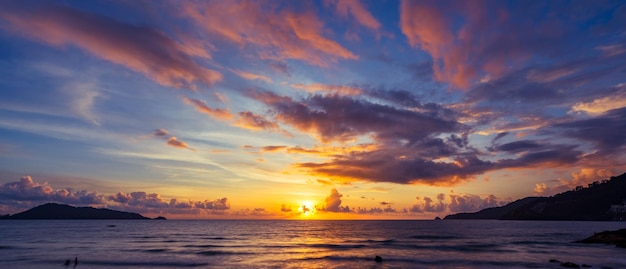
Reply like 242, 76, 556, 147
0, 203, 158, 220
445, 173, 626, 221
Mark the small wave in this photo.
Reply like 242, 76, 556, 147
196, 250, 248, 256
408, 234, 459, 240
344, 239, 395, 244
293, 255, 369, 262
183, 244, 227, 248
143, 248, 169, 253
511, 240, 557, 245
77, 260, 208, 267
204, 236, 227, 240
301, 243, 367, 250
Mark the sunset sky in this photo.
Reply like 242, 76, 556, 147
1, 0, 625, 219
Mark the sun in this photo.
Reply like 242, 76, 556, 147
298, 200, 316, 218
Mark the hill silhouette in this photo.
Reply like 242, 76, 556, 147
445, 173, 626, 221
0, 203, 150, 219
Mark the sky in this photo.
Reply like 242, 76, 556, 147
0, 0, 625, 219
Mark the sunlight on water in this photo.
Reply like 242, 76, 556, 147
0, 220, 625, 268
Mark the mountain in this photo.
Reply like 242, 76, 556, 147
0, 203, 150, 219
445, 173, 626, 221
444, 197, 542, 220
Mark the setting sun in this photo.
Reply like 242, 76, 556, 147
298, 201, 317, 218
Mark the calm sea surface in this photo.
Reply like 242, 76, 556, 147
0, 220, 624, 268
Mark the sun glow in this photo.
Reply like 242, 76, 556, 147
298, 200, 316, 218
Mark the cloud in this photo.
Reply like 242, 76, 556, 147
260, 145, 287, 153
297, 149, 495, 185
0, 176, 232, 215
291, 83, 363, 95
153, 129, 169, 137
248, 90, 460, 143
234, 111, 280, 131
167, 137, 194, 151
399, 1, 623, 90
410, 194, 446, 213
280, 204, 293, 212
448, 193, 504, 213
0, 176, 105, 207
490, 140, 542, 153
181, 1, 358, 67
183, 97, 233, 120
230, 69, 273, 83
244, 90, 589, 185
534, 168, 616, 196
0, 4, 221, 90
318, 188, 350, 212
570, 88, 626, 116
355, 206, 398, 214
286, 146, 322, 154
553, 107, 626, 155
327, 0, 381, 31
108, 192, 230, 214
268, 61, 291, 77
62, 82, 101, 125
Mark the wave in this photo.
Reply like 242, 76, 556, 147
83, 260, 209, 267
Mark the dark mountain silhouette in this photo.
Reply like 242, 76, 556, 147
444, 197, 541, 220
0, 203, 150, 219
445, 173, 626, 221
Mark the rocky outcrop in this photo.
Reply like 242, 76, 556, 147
576, 228, 626, 248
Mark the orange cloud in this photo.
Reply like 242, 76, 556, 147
291, 83, 363, 95
261, 145, 287, 153
167, 137, 194, 151
183, 97, 233, 120
400, 1, 530, 89
400, 1, 467, 88
329, 0, 381, 31
181, 1, 358, 67
230, 69, 273, 83
0, 4, 221, 90
234, 111, 279, 131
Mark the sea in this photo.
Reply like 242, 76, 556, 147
0, 220, 624, 269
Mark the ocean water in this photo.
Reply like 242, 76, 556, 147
0, 220, 624, 268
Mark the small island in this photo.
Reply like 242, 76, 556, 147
0, 203, 161, 220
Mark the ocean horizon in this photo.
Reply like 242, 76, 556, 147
1, 219, 624, 268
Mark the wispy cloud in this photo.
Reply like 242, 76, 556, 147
181, 1, 358, 67
167, 137, 194, 151
183, 97, 233, 120
291, 83, 363, 95
0, 4, 221, 90
327, 0, 381, 31
230, 69, 273, 83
